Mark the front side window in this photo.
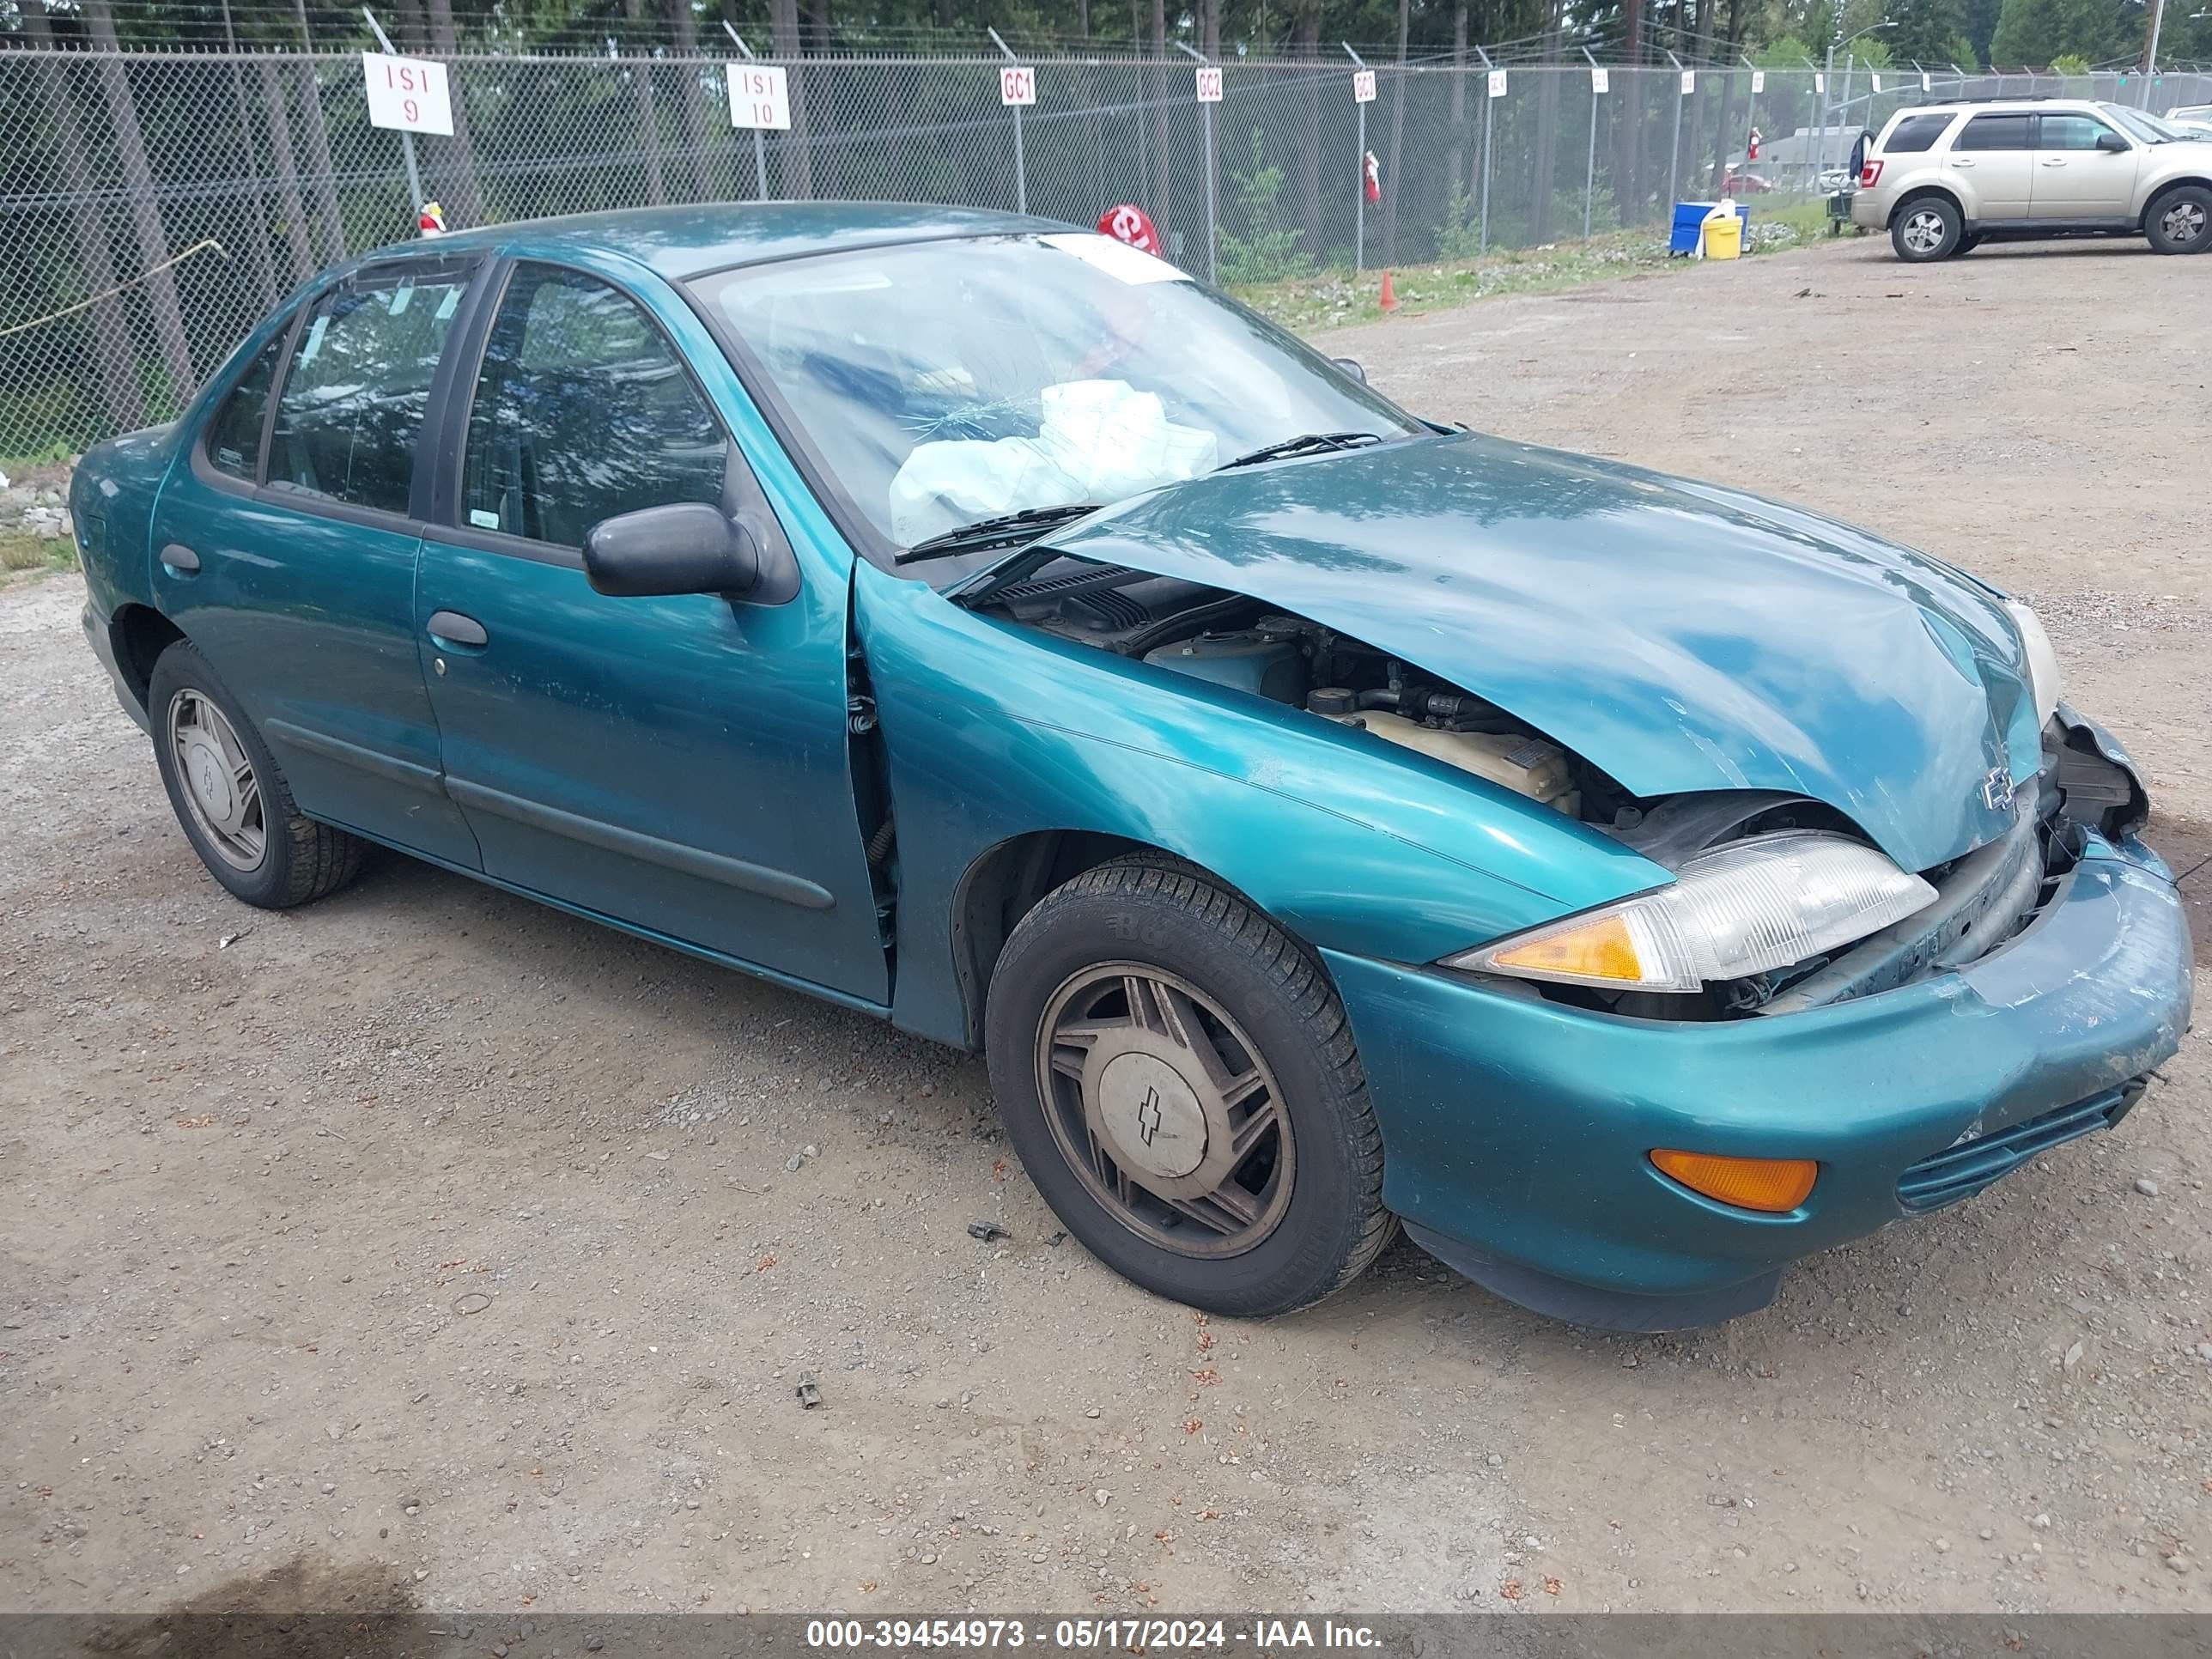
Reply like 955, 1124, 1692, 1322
268, 264, 471, 514
204, 333, 285, 481
2039, 112, 2119, 150
460, 264, 727, 550
1954, 114, 2033, 152
688, 234, 1426, 563
1882, 113, 1955, 153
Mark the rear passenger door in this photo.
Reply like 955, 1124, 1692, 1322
1945, 112, 2035, 219
414, 259, 888, 1002
2030, 111, 2139, 219
149, 258, 485, 868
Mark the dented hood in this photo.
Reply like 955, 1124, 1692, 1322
1041, 431, 2041, 873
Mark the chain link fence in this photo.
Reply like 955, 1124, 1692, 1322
5, 44, 2211, 465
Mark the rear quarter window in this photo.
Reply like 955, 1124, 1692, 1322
1881, 112, 1956, 153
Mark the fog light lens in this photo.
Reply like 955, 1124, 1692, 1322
1650, 1149, 1817, 1212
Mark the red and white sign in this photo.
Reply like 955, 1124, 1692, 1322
1000, 65, 1036, 106
726, 64, 791, 131
1590, 66, 1608, 94
1488, 68, 1508, 99
1352, 68, 1376, 103
1869, 71, 1883, 92
1097, 204, 1162, 255
1194, 65, 1223, 102
1751, 68, 1765, 93
1680, 69, 1696, 94
362, 52, 453, 136
1362, 150, 1381, 204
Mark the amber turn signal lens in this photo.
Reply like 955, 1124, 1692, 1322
1650, 1149, 1817, 1213
1486, 911, 1648, 984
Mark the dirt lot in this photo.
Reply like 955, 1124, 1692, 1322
4, 234, 2209, 1620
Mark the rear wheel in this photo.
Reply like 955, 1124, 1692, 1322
1892, 196, 1960, 262
149, 640, 365, 909
983, 858, 1393, 1318
2146, 185, 2211, 253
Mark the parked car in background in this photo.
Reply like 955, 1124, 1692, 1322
1852, 99, 2212, 259
69, 204, 2193, 1332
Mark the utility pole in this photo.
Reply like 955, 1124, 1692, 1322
2142, 0, 2167, 109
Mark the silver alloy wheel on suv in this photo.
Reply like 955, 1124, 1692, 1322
2161, 195, 2208, 248
1899, 206, 1950, 257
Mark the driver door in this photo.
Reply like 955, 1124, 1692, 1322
2030, 111, 2141, 218
414, 260, 886, 1003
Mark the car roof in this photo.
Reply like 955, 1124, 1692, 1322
362, 202, 1071, 281
1891, 98, 2108, 117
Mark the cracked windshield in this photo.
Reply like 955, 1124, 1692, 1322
690, 233, 1423, 564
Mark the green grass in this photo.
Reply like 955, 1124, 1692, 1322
1229, 195, 1837, 332
0, 525, 77, 582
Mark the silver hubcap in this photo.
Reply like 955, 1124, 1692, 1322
1902, 209, 1947, 253
167, 690, 266, 872
2163, 201, 2206, 244
1036, 964, 1294, 1259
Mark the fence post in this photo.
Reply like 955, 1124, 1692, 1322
1665, 51, 1684, 211
989, 29, 1026, 216
1582, 48, 1601, 238
722, 23, 770, 200
1741, 53, 1759, 200
1345, 44, 1367, 272
1176, 43, 1218, 285
1474, 46, 1492, 254
361, 7, 426, 215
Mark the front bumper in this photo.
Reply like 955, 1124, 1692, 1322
1327, 832, 2192, 1331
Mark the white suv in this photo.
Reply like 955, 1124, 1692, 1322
1850, 99, 2212, 261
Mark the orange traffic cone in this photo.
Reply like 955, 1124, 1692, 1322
1379, 270, 1398, 313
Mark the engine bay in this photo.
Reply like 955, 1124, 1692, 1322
983, 562, 1607, 820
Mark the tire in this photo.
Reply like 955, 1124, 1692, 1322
2145, 185, 2212, 254
148, 639, 364, 909
983, 857, 1394, 1318
1891, 196, 1960, 262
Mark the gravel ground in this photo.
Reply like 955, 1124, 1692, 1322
3, 232, 2208, 1621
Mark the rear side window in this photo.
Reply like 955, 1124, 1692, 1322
268, 265, 472, 515
204, 334, 285, 481
1954, 113, 2033, 151
459, 264, 726, 549
1881, 113, 1954, 153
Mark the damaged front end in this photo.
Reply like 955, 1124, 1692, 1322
958, 545, 2169, 1030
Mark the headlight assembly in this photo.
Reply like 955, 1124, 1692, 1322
1443, 831, 1936, 994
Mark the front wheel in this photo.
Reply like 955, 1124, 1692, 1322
983, 858, 1394, 1317
2146, 185, 2211, 254
1892, 197, 1961, 262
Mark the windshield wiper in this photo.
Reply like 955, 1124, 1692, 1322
894, 502, 1107, 566
1215, 430, 1388, 471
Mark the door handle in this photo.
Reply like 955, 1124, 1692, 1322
2040, 157, 2067, 167
160, 542, 201, 574
1951, 158, 1975, 168
426, 610, 489, 648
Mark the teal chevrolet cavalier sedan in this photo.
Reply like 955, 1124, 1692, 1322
72, 204, 2191, 1330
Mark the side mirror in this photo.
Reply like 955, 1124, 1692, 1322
2095, 131, 2130, 153
1331, 356, 1368, 384
583, 501, 759, 599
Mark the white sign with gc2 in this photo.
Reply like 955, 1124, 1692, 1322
362, 52, 453, 136
1352, 69, 1376, 102
1195, 66, 1223, 102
